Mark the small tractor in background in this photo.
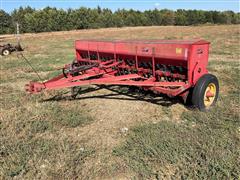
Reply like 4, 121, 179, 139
0, 42, 23, 56
0, 23, 24, 56
25, 39, 219, 111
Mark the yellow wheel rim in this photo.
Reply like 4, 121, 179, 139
204, 83, 216, 107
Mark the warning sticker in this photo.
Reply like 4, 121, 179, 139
176, 48, 182, 54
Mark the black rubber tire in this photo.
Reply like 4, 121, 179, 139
1, 48, 11, 56
192, 74, 219, 111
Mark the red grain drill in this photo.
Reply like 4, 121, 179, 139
25, 39, 219, 111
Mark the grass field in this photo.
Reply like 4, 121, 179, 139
0, 25, 239, 179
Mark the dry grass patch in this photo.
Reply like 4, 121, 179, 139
0, 25, 239, 179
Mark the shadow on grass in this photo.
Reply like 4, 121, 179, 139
41, 85, 182, 107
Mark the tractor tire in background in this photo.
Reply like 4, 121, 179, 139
1, 48, 11, 56
192, 74, 219, 111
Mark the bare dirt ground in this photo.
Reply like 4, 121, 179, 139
38, 86, 184, 178
1, 25, 239, 179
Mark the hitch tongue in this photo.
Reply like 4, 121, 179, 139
25, 82, 45, 93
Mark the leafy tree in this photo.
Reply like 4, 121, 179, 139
232, 13, 240, 24
0, 9, 12, 34
186, 10, 206, 25
175, 9, 187, 25
67, 7, 91, 29
145, 9, 163, 25
0, 7, 239, 34
99, 8, 114, 28
160, 9, 175, 25
222, 11, 235, 24
11, 6, 34, 33
204, 11, 214, 24
114, 9, 129, 27
212, 11, 226, 24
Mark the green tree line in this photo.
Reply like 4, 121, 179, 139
0, 6, 239, 34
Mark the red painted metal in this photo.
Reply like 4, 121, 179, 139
25, 39, 210, 100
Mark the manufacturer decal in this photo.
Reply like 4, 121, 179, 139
197, 48, 203, 54
176, 48, 182, 54
142, 47, 149, 52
